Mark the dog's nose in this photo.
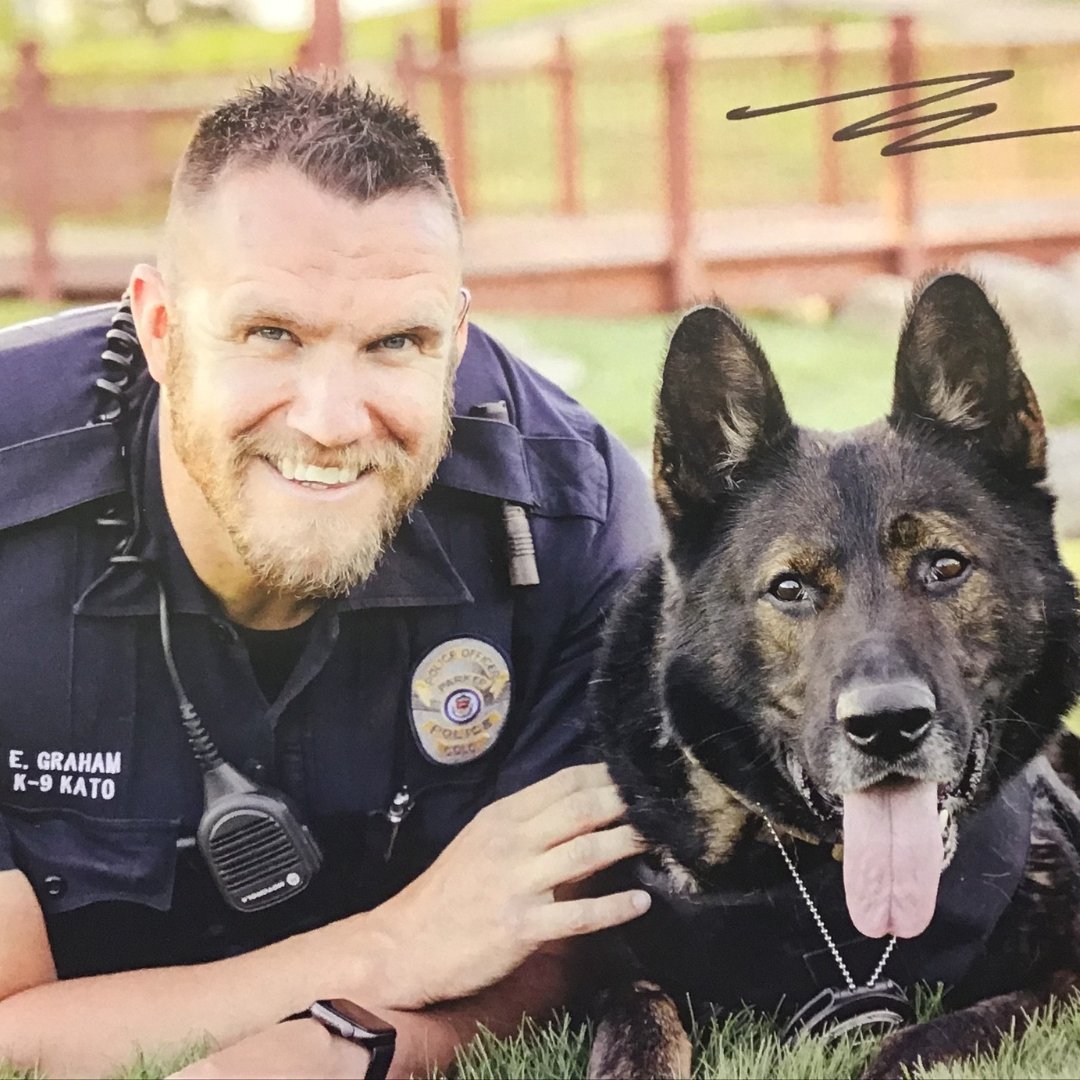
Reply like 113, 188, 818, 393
836, 679, 936, 758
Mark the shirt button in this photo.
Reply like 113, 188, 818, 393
43, 874, 66, 899
245, 758, 266, 780
212, 620, 239, 646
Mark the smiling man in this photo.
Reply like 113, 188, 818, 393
156, 164, 462, 626
0, 75, 659, 1077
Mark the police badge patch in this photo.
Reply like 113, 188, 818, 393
410, 639, 512, 765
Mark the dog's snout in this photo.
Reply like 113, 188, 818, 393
836, 680, 936, 758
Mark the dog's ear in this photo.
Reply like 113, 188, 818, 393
655, 305, 793, 525
890, 273, 1046, 478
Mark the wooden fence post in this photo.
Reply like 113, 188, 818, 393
551, 35, 580, 215
816, 23, 842, 205
395, 31, 420, 110
15, 41, 55, 302
662, 24, 699, 310
437, 0, 470, 217
887, 15, 920, 277
296, 0, 344, 71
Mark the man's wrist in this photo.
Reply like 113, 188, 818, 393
307, 909, 404, 1011
352, 906, 415, 1010
285, 1017, 373, 1079
168, 1019, 374, 1080
284, 999, 396, 1079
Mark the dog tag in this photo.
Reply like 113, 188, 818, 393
780, 980, 914, 1045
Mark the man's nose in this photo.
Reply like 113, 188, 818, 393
836, 679, 936, 759
285, 350, 377, 447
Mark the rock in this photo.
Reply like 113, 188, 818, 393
836, 256, 1080, 353
834, 274, 911, 332
1057, 249, 1080, 290
958, 253, 1080, 353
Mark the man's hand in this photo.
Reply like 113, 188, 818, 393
364, 763, 649, 1009
168, 1019, 367, 1080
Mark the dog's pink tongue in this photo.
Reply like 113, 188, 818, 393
842, 780, 942, 939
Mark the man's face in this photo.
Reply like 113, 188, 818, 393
159, 165, 465, 598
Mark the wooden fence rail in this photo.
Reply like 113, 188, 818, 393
7, 14, 1074, 307
394, 15, 921, 308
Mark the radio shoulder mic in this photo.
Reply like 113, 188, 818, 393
196, 758, 323, 913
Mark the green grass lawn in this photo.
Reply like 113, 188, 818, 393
480, 310, 1080, 445
3, 294, 1078, 515
1065, 538, 1080, 571
2, 294, 1078, 463
4, 996, 1079, 1078
446, 998, 1080, 1080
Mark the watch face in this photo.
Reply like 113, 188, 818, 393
317, 999, 397, 1041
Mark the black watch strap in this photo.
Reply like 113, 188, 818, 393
365, 1039, 395, 1080
283, 998, 396, 1080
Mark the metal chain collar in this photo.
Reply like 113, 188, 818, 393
760, 813, 897, 991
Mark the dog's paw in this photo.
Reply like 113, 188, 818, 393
860, 1015, 972, 1080
588, 980, 692, 1080
860, 1026, 928, 1080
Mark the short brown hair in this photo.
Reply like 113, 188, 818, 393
172, 71, 458, 224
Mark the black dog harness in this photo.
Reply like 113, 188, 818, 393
620, 767, 1035, 1021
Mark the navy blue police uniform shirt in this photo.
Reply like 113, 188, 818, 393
0, 303, 661, 977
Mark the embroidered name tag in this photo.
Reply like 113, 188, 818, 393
6, 748, 124, 801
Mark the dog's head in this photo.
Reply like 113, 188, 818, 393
654, 272, 1080, 937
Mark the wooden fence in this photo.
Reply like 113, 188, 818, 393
3, 15, 1079, 306
395, 19, 925, 220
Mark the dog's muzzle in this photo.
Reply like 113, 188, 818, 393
786, 725, 990, 870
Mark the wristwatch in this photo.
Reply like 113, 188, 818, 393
284, 998, 397, 1079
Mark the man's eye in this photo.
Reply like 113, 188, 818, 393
378, 334, 412, 351
250, 326, 294, 343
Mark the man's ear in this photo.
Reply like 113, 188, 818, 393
890, 272, 1046, 479
654, 304, 793, 528
128, 263, 172, 386
453, 286, 471, 370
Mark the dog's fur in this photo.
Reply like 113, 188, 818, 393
588, 274, 1080, 1078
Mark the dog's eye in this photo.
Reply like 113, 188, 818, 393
927, 552, 970, 585
770, 575, 805, 602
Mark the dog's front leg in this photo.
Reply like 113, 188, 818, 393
861, 970, 1079, 1080
588, 980, 692, 1080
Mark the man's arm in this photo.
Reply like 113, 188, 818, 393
171, 945, 573, 1080
0, 765, 646, 1079
0, 865, 386, 1078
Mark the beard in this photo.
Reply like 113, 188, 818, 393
164, 327, 454, 599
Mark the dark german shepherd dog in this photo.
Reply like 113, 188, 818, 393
588, 273, 1080, 1078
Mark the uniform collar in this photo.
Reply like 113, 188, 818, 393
77, 397, 473, 618
433, 414, 535, 506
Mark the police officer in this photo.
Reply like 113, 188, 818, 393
0, 74, 660, 1078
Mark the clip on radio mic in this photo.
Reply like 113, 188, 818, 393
470, 400, 540, 587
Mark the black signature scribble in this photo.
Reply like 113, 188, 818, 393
727, 70, 1080, 155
